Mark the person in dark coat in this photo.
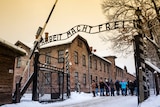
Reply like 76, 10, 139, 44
104, 79, 110, 96
95, 81, 99, 96
115, 80, 120, 96
133, 79, 138, 96
110, 80, 115, 96
99, 79, 105, 96
128, 80, 134, 96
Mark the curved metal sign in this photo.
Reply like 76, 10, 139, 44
40, 20, 136, 46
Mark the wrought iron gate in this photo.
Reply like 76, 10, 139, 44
37, 53, 69, 102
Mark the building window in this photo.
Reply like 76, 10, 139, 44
44, 72, 51, 85
122, 72, 124, 78
89, 56, 92, 68
104, 63, 106, 72
107, 64, 110, 74
45, 52, 51, 64
78, 39, 83, 48
74, 51, 78, 64
58, 50, 64, 63
82, 55, 86, 66
83, 74, 86, 85
100, 61, 102, 71
59, 73, 63, 84
116, 70, 119, 77
90, 75, 92, 84
96, 76, 98, 82
94, 59, 97, 70
16, 57, 21, 68
75, 72, 79, 82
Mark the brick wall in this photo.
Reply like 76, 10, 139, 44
14, 35, 135, 94
0, 41, 25, 105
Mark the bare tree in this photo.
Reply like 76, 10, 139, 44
101, 0, 160, 64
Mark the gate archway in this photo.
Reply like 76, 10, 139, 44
36, 53, 69, 102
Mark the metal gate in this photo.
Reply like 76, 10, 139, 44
37, 54, 69, 102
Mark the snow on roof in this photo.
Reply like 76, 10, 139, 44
15, 40, 34, 50
40, 34, 78, 49
93, 52, 111, 64
15, 34, 116, 66
0, 37, 27, 55
145, 60, 160, 73
15, 34, 77, 50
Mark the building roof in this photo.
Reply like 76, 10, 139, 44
40, 34, 91, 54
15, 40, 33, 49
17, 34, 132, 68
93, 53, 111, 64
145, 60, 160, 73
40, 34, 78, 49
0, 37, 26, 56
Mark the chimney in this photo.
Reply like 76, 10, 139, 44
90, 47, 93, 52
45, 32, 49, 42
104, 56, 117, 82
104, 56, 117, 66
89, 46, 96, 53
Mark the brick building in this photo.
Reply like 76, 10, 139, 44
0, 38, 26, 105
14, 41, 34, 92
14, 34, 135, 93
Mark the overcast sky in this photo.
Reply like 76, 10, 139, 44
0, 0, 136, 74
0, 0, 106, 43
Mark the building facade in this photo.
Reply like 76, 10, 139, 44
0, 38, 26, 105
14, 34, 135, 93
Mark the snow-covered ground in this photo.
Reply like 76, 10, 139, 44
1, 91, 160, 107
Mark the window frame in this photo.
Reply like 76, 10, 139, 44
45, 52, 51, 64
94, 59, 97, 70
82, 55, 86, 66
78, 39, 83, 48
83, 73, 86, 85
44, 72, 51, 85
58, 50, 64, 63
74, 51, 78, 64
89, 56, 92, 68
16, 57, 21, 68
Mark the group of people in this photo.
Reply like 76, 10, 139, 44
91, 78, 137, 97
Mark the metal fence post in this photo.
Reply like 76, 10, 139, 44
32, 50, 39, 101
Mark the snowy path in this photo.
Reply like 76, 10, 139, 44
2, 92, 160, 107
55, 96, 138, 107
